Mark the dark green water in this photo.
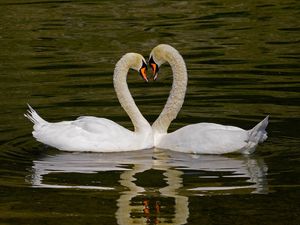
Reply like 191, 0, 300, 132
0, 0, 299, 224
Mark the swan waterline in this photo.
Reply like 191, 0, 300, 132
25, 53, 154, 152
149, 44, 269, 154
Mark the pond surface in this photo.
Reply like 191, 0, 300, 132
0, 0, 299, 224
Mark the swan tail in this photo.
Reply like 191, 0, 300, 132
240, 116, 269, 154
248, 116, 269, 144
24, 104, 47, 125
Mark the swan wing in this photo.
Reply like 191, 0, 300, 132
32, 117, 137, 152
157, 123, 249, 154
74, 116, 129, 134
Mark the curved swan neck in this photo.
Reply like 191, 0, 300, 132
113, 55, 150, 132
152, 46, 188, 134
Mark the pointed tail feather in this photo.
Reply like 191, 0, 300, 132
24, 104, 47, 125
248, 116, 269, 144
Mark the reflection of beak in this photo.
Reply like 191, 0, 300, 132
139, 67, 148, 82
155, 201, 161, 213
150, 63, 159, 81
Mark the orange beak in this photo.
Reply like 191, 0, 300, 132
151, 63, 159, 80
139, 66, 148, 82
149, 57, 159, 81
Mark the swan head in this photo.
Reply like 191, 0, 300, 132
125, 53, 148, 82
149, 44, 175, 80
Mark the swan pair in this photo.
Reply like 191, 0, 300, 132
25, 44, 268, 154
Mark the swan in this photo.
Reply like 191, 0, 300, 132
149, 44, 268, 154
25, 53, 154, 152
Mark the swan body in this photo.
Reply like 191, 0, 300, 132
154, 117, 268, 154
25, 53, 153, 152
149, 44, 268, 154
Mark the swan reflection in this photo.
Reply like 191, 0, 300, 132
28, 149, 268, 224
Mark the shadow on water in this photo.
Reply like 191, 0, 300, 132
27, 149, 268, 224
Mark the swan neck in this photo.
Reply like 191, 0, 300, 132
152, 49, 187, 134
113, 58, 150, 132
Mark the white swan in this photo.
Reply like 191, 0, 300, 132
149, 44, 268, 154
25, 53, 153, 152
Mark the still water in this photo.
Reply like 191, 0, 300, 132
0, 0, 299, 224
